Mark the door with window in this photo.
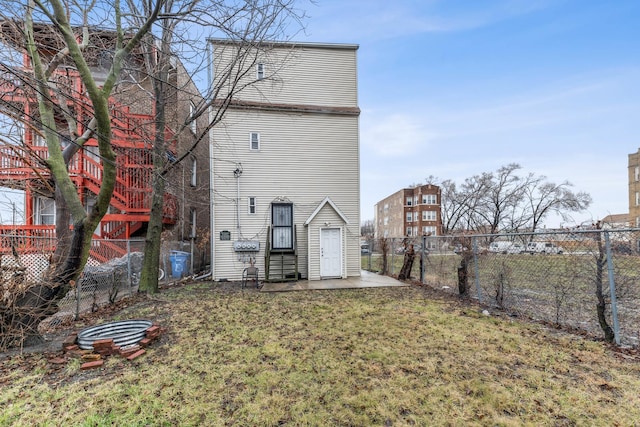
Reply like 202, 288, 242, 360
320, 228, 342, 278
271, 203, 293, 250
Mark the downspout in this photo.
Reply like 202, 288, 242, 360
234, 164, 242, 238
207, 40, 215, 279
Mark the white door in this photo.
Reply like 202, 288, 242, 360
320, 228, 342, 278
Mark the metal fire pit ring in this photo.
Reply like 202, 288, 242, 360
77, 319, 153, 350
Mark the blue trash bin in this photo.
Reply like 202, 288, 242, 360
169, 250, 190, 278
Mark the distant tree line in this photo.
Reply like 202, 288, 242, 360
433, 163, 592, 234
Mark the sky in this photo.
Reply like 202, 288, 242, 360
1, 1, 637, 228
300, 0, 640, 227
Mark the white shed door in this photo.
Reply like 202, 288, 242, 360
320, 228, 342, 278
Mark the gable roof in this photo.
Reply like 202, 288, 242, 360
304, 197, 350, 226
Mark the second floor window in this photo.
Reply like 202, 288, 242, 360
250, 132, 260, 151
422, 210, 437, 221
635, 166, 640, 181
35, 197, 55, 225
406, 212, 412, 222
248, 197, 256, 214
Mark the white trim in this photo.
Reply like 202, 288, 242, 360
319, 226, 343, 279
250, 132, 260, 151
304, 196, 350, 226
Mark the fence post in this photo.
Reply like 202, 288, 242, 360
603, 231, 621, 345
75, 275, 80, 320
391, 238, 395, 275
127, 240, 132, 294
420, 234, 426, 284
473, 236, 481, 302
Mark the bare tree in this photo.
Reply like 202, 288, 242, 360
440, 164, 591, 235
361, 219, 374, 237
522, 176, 592, 233
0, 0, 166, 323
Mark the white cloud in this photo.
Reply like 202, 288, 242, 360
307, 0, 555, 42
361, 113, 437, 157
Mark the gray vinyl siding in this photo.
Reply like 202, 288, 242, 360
212, 109, 359, 281
212, 44, 358, 108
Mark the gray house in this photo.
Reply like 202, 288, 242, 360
207, 40, 361, 282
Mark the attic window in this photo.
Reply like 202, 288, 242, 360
256, 63, 265, 80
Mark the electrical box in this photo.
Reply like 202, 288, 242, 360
233, 240, 260, 252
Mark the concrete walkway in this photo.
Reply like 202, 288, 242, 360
260, 270, 407, 292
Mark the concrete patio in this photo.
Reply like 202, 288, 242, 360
260, 270, 408, 292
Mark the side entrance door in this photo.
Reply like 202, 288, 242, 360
320, 228, 342, 278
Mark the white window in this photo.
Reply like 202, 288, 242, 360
422, 210, 437, 221
189, 101, 197, 134
422, 225, 437, 236
422, 194, 437, 204
383, 217, 389, 225
406, 212, 412, 222
250, 132, 260, 151
406, 197, 412, 206
406, 227, 412, 236
190, 158, 197, 187
248, 197, 256, 214
35, 197, 55, 225
33, 132, 46, 147
636, 192, 640, 206
635, 166, 640, 181
637, 216, 640, 227
257, 63, 265, 80
413, 196, 418, 206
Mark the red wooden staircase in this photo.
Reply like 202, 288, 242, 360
0, 68, 178, 260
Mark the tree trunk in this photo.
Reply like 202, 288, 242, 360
139, 177, 165, 293
398, 245, 415, 280
458, 256, 469, 297
139, 44, 169, 294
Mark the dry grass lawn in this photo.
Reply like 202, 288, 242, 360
1, 282, 640, 426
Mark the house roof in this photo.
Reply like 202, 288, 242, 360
207, 38, 359, 51
304, 197, 350, 226
600, 213, 630, 224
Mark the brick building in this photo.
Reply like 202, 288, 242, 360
629, 148, 640, 227
374, 184, 442, 241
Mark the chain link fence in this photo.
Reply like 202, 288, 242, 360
1, 235, 194, 346
362, 229, 640, 348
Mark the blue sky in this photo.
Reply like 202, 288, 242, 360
301, 0, 640, 226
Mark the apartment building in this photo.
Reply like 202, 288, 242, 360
629, 148, 640, 227
374, 184, 442, 240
